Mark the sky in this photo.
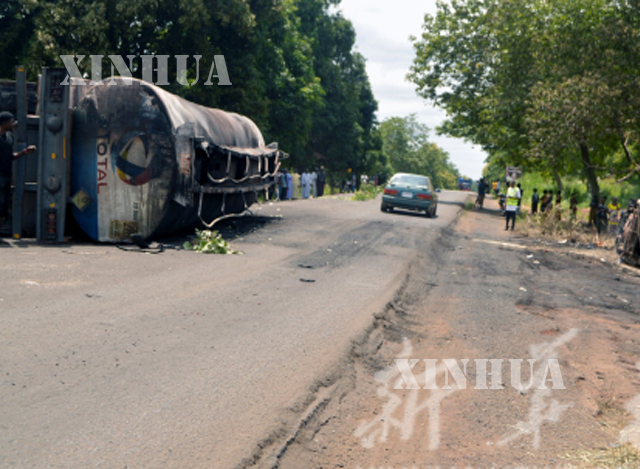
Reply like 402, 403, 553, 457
338, 0, 487, 179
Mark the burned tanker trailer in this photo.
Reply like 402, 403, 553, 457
70, 77, 282, 242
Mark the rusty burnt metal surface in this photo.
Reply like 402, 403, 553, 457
70, 77, 283, 242
619, 198, 640, 267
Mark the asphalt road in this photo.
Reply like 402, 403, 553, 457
0, 190, 469, 468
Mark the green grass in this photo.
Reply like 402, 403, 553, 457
567, 443, 640, 468
463, 198, 475, 210
515, 173, 640, 208
352, 183, 382, 201
183, 229, 242, 254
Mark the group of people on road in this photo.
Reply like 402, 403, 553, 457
342, 172, 358, 193
274, 166, 327, 201
486, 174, 632, 237
518, 184, 626, 236
530, 188, 564, 220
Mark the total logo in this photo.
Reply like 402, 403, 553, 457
110, 131, 154, 186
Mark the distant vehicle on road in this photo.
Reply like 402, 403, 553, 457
458, 177, 472, 191
380, 172, 438, 217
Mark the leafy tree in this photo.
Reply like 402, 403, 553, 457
295, 0, 379, 173
0, 0, 38, 79
1, 0, 378, 177
409, 0, 640, 204
379, 115, 460, 189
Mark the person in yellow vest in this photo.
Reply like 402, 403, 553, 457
608, 196, 621, 235
505, 181, 519, 230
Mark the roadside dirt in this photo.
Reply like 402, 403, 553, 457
274, 198, 640, 468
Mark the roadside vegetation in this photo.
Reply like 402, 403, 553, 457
567, 442, 640, 468
352, 183, 382, 201
327, 114, 461, 194
484, 170, 640, 210
1, 0, 377, 179
515, 211, 617, 251
365, 114, 461, 190
409, 0, 640, 206
1, 1, 461, 193
183, 229, 241, 254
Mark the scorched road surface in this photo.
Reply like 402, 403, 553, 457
0, 190, 469, 468
276, 198, 640, 469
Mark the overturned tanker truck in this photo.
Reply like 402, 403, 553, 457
70, 77, 283, 242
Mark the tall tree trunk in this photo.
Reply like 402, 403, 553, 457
552, 166, 564, 195
579, 143, 599, 202
580, 143, 599, 227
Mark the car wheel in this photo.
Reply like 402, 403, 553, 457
432, 205, 437, 217
425, 208, 432, 218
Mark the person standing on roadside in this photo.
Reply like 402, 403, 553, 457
531, 188, 540, 214
310, 169, 317, 198
608, 196, 621, 235
555, 191, 562, 220
279, 169, 289, 200
545, 190, 554, 214
0, 112, 37, 228
316, 165, 326, 197
291, 170, 300, 199
516, 183, 523, 214
597, 196, 608, 234
570, 194, 578, 219
540, 189, 549, 212
505, 181, 519, 230
475, 178, 486, 208
286, 170, 293, 200
301, 169, 311, 199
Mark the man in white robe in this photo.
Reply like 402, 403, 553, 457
301, 170, 311, 199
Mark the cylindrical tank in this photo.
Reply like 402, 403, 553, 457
70, 77, 279, 242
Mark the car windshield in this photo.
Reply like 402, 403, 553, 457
391, 175, 429, 188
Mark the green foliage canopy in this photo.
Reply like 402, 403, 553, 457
408, 0, 640, 202
379, 114, 460, 189
0, 0, 380, 177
